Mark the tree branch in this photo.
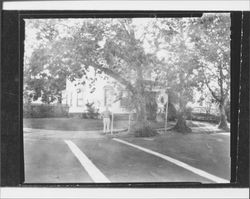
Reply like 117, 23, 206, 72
218, 62, 225, 101
89, 61, 136, 94
201, 65, 221, 102
205, 79, 220, 102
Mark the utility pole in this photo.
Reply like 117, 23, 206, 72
164, 94, 169, 133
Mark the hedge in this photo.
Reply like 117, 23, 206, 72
191, 112, 220, 123
23, 104, 69, 118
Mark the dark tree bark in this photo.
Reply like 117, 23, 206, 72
172, 72, 192, 133
173, 112, 192, 133
218, 102, 229, 131
136, 93, 147, 123
203, 69, 230, 131
134, 68, 147, 125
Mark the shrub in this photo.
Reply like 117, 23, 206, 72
191, 112, 220, 123
23, 104, 69, 118
159, 103, 177, 121
83, 102, 99, 119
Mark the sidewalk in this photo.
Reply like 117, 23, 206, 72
155, 121, 230, 135
190, 121, 230, 134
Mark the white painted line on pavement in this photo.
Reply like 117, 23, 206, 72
65, 140, 110, 183
113, 138, 229, 183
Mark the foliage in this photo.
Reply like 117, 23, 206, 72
191, 112, 220, 123
158, 102, 177, 121
24, 18, 168, 129
190, 14, 230, 130
150, 19, 203, 133
83, 102, 100, 119
24, 19, 69, 104
23, 104, 69, 118
24, 16, 231, 134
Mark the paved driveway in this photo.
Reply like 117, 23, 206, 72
24, 128, 230, 183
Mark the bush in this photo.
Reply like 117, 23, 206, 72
191, 112, 220, 123
82, 102, 99, 119
23, 104, 69, 118
159, 103, 177, 121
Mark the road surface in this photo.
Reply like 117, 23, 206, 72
24, 128, 230, 183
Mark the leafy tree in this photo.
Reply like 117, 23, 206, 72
85, 102, 99, 119
24, 16, 230, 135
24, 19, 68, 104
25, 18, 166, 135
146, 18, 203, 133
190, 14, 230, 131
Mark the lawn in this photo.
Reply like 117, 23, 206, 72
23, 117, 172, 131
23, 118, 130, 131
23, 118, 227, 133
120, 131, 230, 180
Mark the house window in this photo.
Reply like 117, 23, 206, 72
70, 92, 73, 106
104, 86, 114, 106
77, 94, 83, 107
66, 95, 68, 105
120, 97, 129, 108
76, 88, 84, 107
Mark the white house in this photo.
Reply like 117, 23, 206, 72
61, 67, 131, 116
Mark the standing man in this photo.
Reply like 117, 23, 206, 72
102, 106, 111, 134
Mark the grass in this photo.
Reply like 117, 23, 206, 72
24, 118, 228, 135
23, 118, 175, 131
121, 131, 230, 180
23, 118, 130, 131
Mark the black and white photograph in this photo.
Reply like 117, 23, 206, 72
23, 14, 232, 184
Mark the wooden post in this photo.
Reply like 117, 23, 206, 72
111, 112, 114, 135
164, 94, 169, 133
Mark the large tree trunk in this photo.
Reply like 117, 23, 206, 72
131, 70, 158, 137
133, 93, 158, 137
172, 112, 192, 133
135, 92, 147, 124
172, 89, 192, 133
135, 68, 147, 125
218, 103, 229, 131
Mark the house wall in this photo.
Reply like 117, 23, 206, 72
62, 67, 130, 115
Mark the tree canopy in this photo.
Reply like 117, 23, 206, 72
190, 14, 231, 130
24, 14, 231, 133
